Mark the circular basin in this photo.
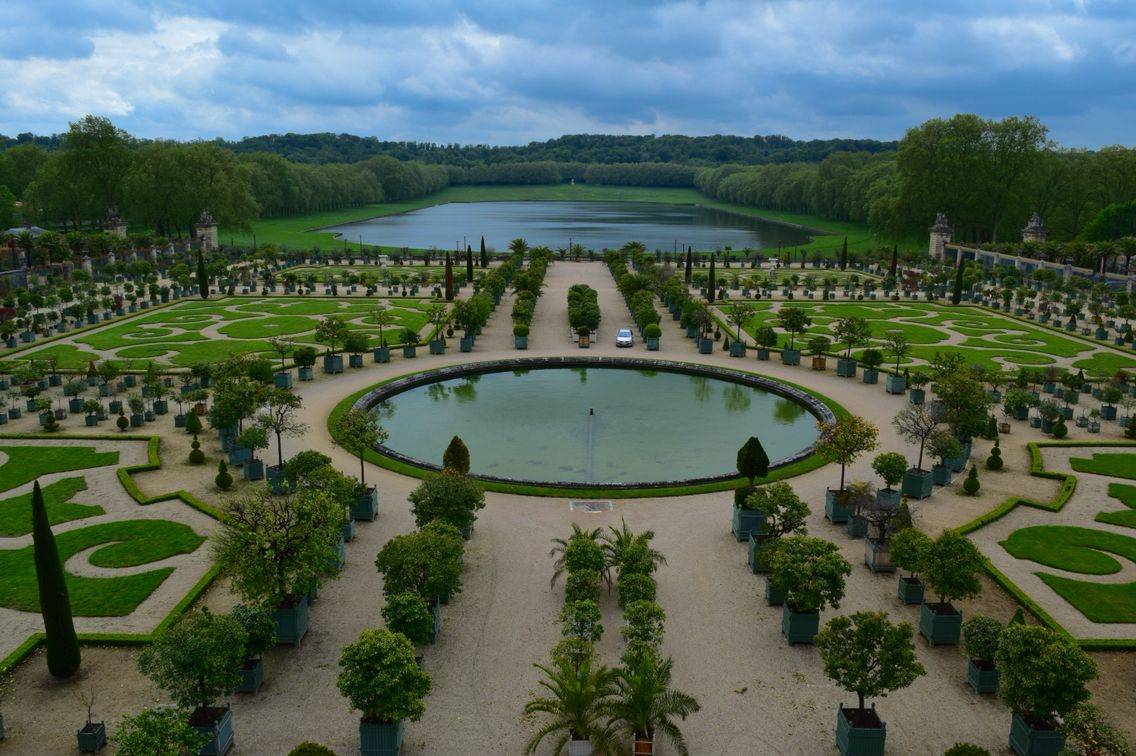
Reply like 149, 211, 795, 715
355, 358, 831, 488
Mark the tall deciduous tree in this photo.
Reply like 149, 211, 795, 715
332, 407, 387, 486
815, 415, 879, 493
31, 480, 81, 677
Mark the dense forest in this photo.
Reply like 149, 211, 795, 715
219, 132, 897, 166
2, 115, 1134, 247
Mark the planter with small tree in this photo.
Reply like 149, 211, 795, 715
76, 691, 106, 752
232, 604, 277, 694
345, 332, 369, 368
816, 611, 925, 756
767, 536, 851, 645
402, 328, 420, 358
744, 482, 808, 575
883, 332, 910, 394
997, 624, 1097, 756
732, 436, 769, 541
815, 416, 879, 524
918, 530, 983, 646
809, 335, 830, 371
860, 348, 883, 385
137, 609, 246, 756
238, 425, 268, 481
893, 404, 937, 500
871, 452, 906, 507
332, 408, 386, 521
337, 628, 431, 756
776, 306, 811, 365
962, 616, 1002, 695
927, 428, 961, 486
833, 316, 871, 378
294, 346, 317, 381
754, 325, 777, 360
890, 527, 930, 605
370, 305, 397, 362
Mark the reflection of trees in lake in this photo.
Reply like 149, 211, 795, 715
373, 401, 396, 423
723, 383, 751, 413
690, 375, 710, 402
572, 367, 588, 384
511, 369, 530, 377
640, 370, 658, 378
774, 398, 806, 424
426, 383, 450, 402
453, 378, 477, 403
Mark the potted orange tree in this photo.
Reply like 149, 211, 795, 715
767, 536, 851, 645
918, 530, 984, 646
338, 628, 431, 756
816, 611, 925, 756
890, 527, 930, 605
815, 415, 879, 524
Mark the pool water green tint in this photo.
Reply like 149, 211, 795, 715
375, 366, 819, 485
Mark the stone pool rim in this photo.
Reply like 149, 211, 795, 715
349, 356, 835, 490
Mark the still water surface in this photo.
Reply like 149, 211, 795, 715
326, 200, 813, 252
376, 367, 819, 484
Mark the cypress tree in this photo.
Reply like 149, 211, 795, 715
684, 247, 693, 284
465, 245, 474, 283
839, 237, 848, 270
196, 250, 208, 299
479, 236, 488, 268
444, 253, 454, 301
951, 255, 965, 305
889, 244, 898, 279
31, 480, 81, 677
442, 435, 471, 474
736, 436, 769, 485
707, 254, 716, 303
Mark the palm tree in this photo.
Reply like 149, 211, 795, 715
549, 523, 604, 588
608, 654, 700, 756
600, 519, 667, 577
523, 649, 620, 755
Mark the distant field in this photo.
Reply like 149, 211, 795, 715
224, 184, 879, 257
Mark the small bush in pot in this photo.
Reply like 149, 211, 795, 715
608, 649, 700, 756
113, 707, 208, 755
890, 527, 931, 605
918, 530, 984, 646
962, 616, 1003, 694
408, 468, 485, 535
744, 482, 808, 572
815, 611, 925, 755
767, 535, 851, 645
232, 604, 276, 693
337, 628, 431, 755
560, 599, 604, 644
382, 591, 437, 647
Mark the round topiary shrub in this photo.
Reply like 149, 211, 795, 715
215, 460, 233, 491
189, 435, 205, 465
985, 439, 1003, 471
1052, 419, 1068, 439
962, 465, 980, 495
643, 323, 662, 339
116, 412, 129, 432
513, 323, 529, 337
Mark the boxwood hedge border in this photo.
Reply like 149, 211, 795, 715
957, 439, 1136, 650
329, 356, 848, 498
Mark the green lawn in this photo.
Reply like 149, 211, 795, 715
0, 445, 119, 493
14, 296, 446, 368
1069, 453, 1136, 480
0, 519, 204, 616
1001, 525, 1136, 575
0, 477, 100, 537
1036, 573, 1136, 624
1097, 483, 1136, 528
224, 184, 878, 257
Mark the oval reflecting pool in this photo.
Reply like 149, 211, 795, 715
372, 365, 822, 486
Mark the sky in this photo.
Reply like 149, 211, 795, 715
1, 0, 1134, 148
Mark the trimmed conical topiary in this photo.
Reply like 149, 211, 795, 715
31, 480, 81, 677
442, 436, 471, 474
962, 465, 981, 495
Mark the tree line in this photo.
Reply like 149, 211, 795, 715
697, 115, 1136, 244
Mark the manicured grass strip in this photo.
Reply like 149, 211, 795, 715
1098, 484, 1136, 528
1069, 452, 1136, 480
1036, 573, 1136, 625
0, 519, 204, 616
1001, 525, 1136, 575
328, 361, 848, 498
0, 477, 100, 537
0, 445, 119, 493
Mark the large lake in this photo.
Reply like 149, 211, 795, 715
324, 200, 813, 251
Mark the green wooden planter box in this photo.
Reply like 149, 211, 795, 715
237, 657, 264, 694
77, 721, 107, 752
967, 658, 999, 695
756, 347, 770, 360
1009, 713, 1064, 756
298, 366, 314, 381
274, 371, 293, 388
781, 605, 819, 645
360, 719, 404, 756
373, 347, 391, 363
731, 505, 766, 542
342, 517, 357, 542
192, 706, 234, 756
901, 469, 933, 500
698, 338, 713, 354
351, 486, 379, 521
459, 336, 473, 352
864, 538, 893, 573
919, 602, 962, 646
747, 534, 771, 574
835, 706, 885, 756
322, 354, 344, 374
835, 358, 857, 378
403, 345, 417, 358
646, 336, 660, 351
861, 369, 878, 385
908, 387, 925, 405
266, 465, 289, 494
349, 354, 365, 368
824, 489, 851, 524
885, 374, 906, 394
931, 464, 952, 486
781, 348, 801, 366
897, 576, 924, 604
514, 335, 528, 349
845, 515, 867, 539
730, 341, 746, 357
429, 340, 445, 355
272, 595, 310, 646
763, 577, 785, 606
